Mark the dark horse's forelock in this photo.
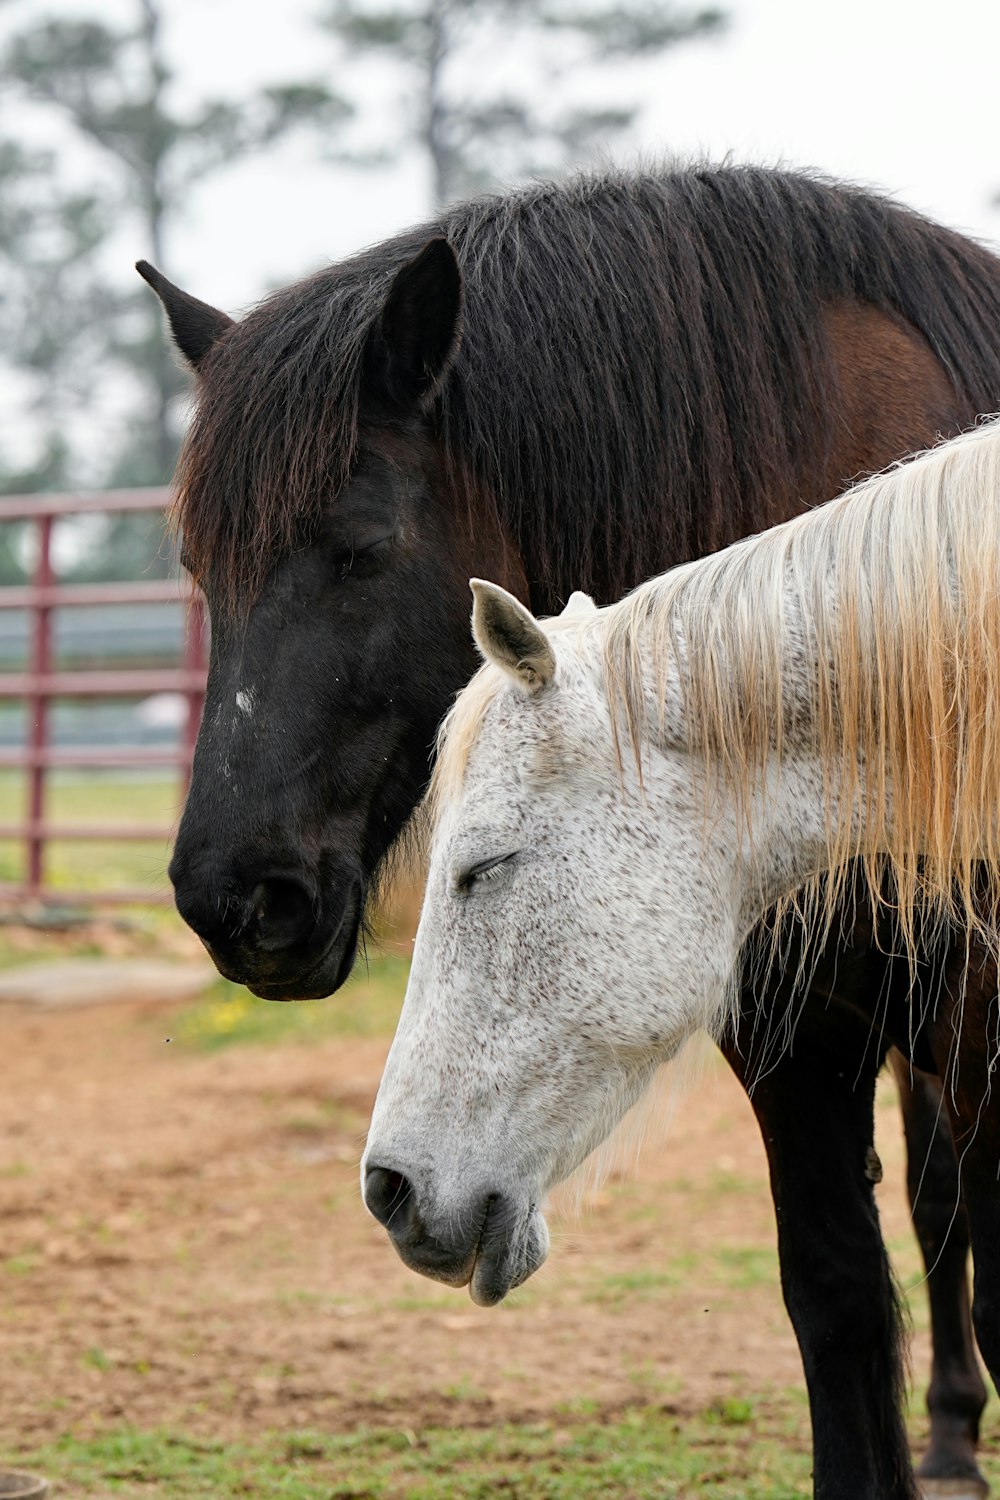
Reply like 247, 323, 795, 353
176, 164, 1000, 613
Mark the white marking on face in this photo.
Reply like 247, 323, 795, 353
235, 688, 255, 716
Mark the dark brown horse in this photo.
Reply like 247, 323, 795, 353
141, 167, 1000, 1499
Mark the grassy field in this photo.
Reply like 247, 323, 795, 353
17, 1404, 819, 1499
3, 779, 999, 1499
0, 771, 182, 897
175, 953, 411, 1047
0, 773, 423, 952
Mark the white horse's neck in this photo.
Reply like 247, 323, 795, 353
618, 573, 868, 939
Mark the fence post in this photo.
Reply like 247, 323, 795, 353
26, 512, 54, 901
0, 487, 205, 908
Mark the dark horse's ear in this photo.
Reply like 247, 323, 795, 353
136, 260, 235, 372
364, 238, 463, 412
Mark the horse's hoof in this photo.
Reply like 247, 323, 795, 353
918, 1479, 989, 1500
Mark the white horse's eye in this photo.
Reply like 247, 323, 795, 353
456, 852, 518, 892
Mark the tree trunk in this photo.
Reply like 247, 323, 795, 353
139, 0, 175, 481
425, 0, 451, 208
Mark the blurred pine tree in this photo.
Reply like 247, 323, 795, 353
321, 0, 725, 206
0, 0, 349, 513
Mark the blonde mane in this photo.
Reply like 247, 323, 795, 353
431, 661, 507, 813
611, 417, 1000, 954
436, 417, 1000, 956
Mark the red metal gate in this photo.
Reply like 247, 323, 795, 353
0, 487, 207, 908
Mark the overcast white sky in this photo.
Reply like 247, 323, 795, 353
165, 0, 1000, 311
7, 0, 1000, 310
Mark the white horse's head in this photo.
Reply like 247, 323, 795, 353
362, 582, 750, 1305
363, 419, 1000, 1306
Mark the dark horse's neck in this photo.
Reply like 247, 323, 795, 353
179, 166, 1000, 618
432, 169, 1000, 610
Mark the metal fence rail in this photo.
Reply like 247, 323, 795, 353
0, 486, 207, 907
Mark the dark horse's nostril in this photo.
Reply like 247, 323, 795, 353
251, 877, 316, 953
364, 1165, 413, 1230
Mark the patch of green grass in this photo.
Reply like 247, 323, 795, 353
584, 1261, 696, 1305
706, 1397, 755, 1427
388, 1293, 456, 1313
172, 954, 409, 1050
441, 1375, 486, 1402
2, 1252, 42, 1276
622, 1361, 682, 1399
707, 1171, 758, 1197
552, 1396, 601, 1419
19, 1401, 1000, 1499
14, 1407, 820, 1499
621, 1200, 661, 1223
713, 1247, 779, 1290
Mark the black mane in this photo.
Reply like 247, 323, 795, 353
178, 163, 1000, 609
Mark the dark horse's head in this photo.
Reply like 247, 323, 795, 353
140, 241, 523, 999
146, 168, 1000, 1000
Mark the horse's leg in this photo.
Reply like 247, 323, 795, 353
889, 1050, 988, 1497
723, 997, 916, 1500
927, 958, 1000, 1403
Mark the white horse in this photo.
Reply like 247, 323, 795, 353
362, 418, 1000, 1446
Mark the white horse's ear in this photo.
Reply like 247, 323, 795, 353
470, 579, 555, 694
561, 590, 597, 618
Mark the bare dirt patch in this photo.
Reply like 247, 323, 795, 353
0, 986, 950, 1452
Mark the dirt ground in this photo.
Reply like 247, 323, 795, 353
0, 971, 961, 1455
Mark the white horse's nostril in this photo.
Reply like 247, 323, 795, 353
363, 1165, 413, 1229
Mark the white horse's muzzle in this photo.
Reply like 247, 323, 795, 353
362, 1161, 549, 1305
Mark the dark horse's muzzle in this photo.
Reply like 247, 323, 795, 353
168, 848, 363, 1000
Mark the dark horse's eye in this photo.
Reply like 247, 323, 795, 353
332, 535, 393, 581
